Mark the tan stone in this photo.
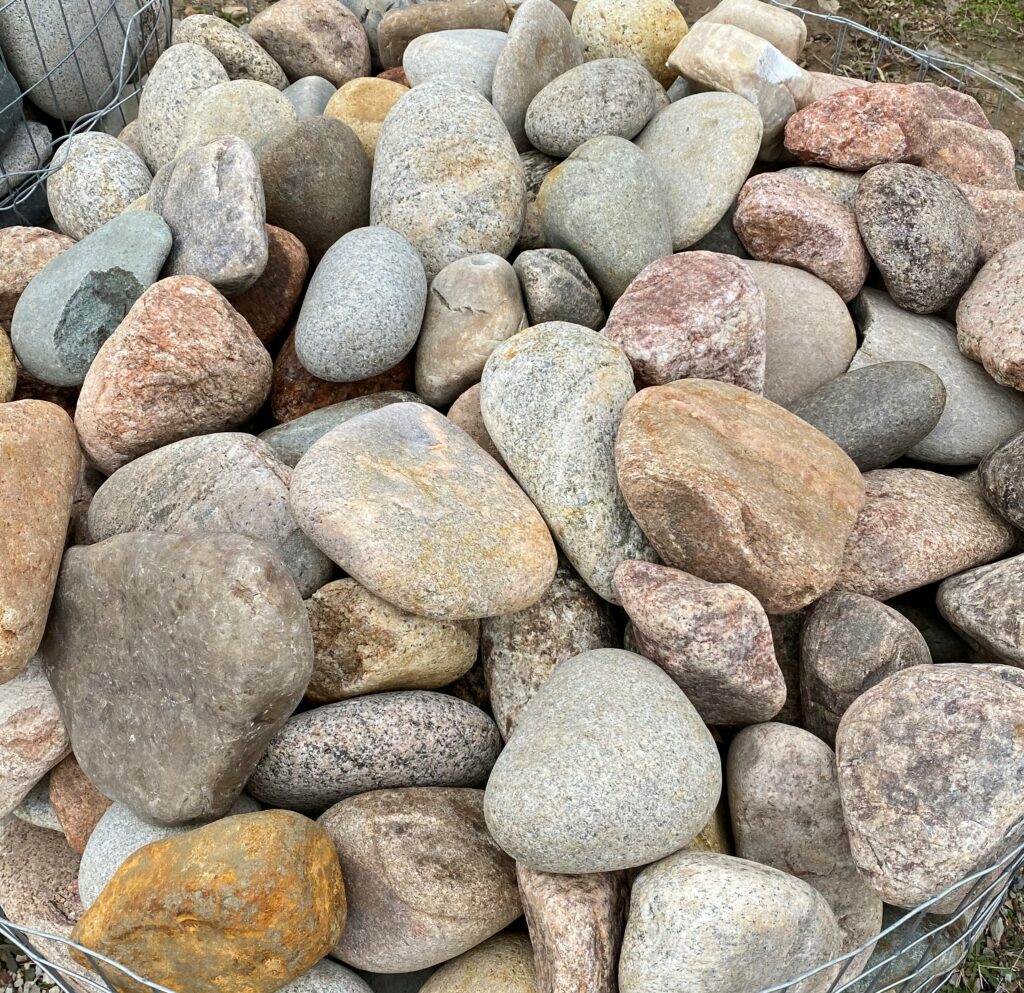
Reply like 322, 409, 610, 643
699, 0, 806, 61
0, 329, 15, 402
324, 77, 408, 163
49, 754, 112, 854
422, 934, 538, 993
448, 383, 506, 468
0, 227, 75, 329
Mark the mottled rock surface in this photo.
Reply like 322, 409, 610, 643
448, 384, 505, 465
513, 249, 605, 330
175, 14, 288, 88
324, 77, 408, 162
979, 428, 1024, 528
377, 0, 510, 68
420, 934, 537, 993
48, 755, 111, 854
700, 0, 806, 60
177, 79, 297, 153
960, 185, 1024, 263
937, 555, 1024, 666
919, 118, 1017, 191
404, 29, 507, 98
779, 165, 862, 210
230, 225, 308, 344
0, 227, 75, 330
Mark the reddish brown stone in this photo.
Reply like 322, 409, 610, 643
603, 252, 766, 391
0, 227, 75, 329
75, 276, 273, 473
49, 754, 112, 854
230, 226, 309, 345
377, 66, 409, 87
447, 383, 505, 468
919, 119, 1017, 191
912, 83, 990, 128
960, 185, 1024, 263
734, 173, 869, 302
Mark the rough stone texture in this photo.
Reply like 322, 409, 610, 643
0, 402, 80, 683
779, 165, 862, 210
39, 532, 313, 825
290, 403, 557, 620
919, 118, 1017, 190
13, 775, 61, 832
850, 288, 1024, 464
856, 164, 978, 315
404, 29, 507, 98
790, 362, 947, 470
0, 62, 20, 146
735, 173, 869, 302
377, 0, 510, 68
420, 934, 536, 993
833, 469, 1016, 600
482, 560, 618, 740
728, 724, 883, 979
447, 384, 506, 466
284, 75, 338, 118
616, 379, 865, 614
283, 961, 372, 993
836, 665, 1024, 911
484, 649, 721, 873
10, 211, 171, 387
87, 432, 331, 597
149, 136, 268, 296
177, 79, 298, 153
249, 692, 500, 813
0, 330, 14, 402
960, 185, 1024, 263
75, 276, 271, 472
699, 0, 807, 60
324, 77, 409, 163
319, 787, 521, 972
604, 251, 766, 390
615, 560, 786, 726
620, 852, 842, 993
979, 428, 1024, 528
48, 755, 111, 854
480, 324, 655, 603
416, 254, 527, 406
524, 58, 667, 159
937, 555, 1024, 666
174, 14, 288, 88
230, 225, 308, 345
513, 249, 604, 330
517, 149, 559, 251
0, 121, 52, 202
0, 227, 75, 330
72, 810, 346, 993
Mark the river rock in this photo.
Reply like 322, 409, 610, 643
284, 961, 372, 993
13, 776, 61, 833
616, 379, 865, 614
48, 755, 111, 854
377, 0, 510, 68
0, 227, 74, 329
448, 384, 505, 464
979, 428, 1024, 528
319, 787, 521, 971
75, 276, 272, 473
779, 165, 862, 210
481, 324, 655, 602
175, 14, 288, 88
404, 29, 507, 98
177, 78, 298, 154
324, 77, 409, 162
937, 555, 1024, 666
421, 934, 536, 993
0, 63, 20, 147
484, 649, 721, 872
833, 469, 1016, 600
700, 0, 807, 60
517, 148, 558, 251
231, 225, 308, 344
512, 249, 604, 329
0, 331, 13, 401
856, 164, 978, 314
919, 118, 1017, 190
285, 75, 338, 117
960, 185, 1024, 263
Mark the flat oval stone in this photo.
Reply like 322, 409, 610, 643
484, 649, 722, 873
284, 76, 338, 118
231, 225, 309, 345
421, 934, 537, 993
324, 77, 408, 162
513, 249, 605, 330
290, 403, 557, 620
616, 379, 865, 614
319, 787, 521, 972
176, 79, 298, 153
919, 118, 1017, 191
0, 227, 75, 330
404, 29, 507, 98
174, 14, 288, 88
87, 432, 331, 597
371, 80, 526, 280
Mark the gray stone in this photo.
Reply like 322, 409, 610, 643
38, 532, 313, 826
635, 92, 762, 251
0, 121, 52, 200
176, 79, 298, 154
338, 0, 426, 63
620, 852, 842, 993
517, 148, 558, 251
0, 63, 21, 147
371, 80, 526, 280
536, 136, 672, 300
779, 165, 862, 210
513, 249, 604, 329
10, 211, 171, 387
46, 133, 152, 240
174, 14, 288, 89
148, 135, 268, 296
13, 775, 62, 833
979, 428, 1024, 528
86, 432, 331, 597
790, 362, 947, 471
483, 649, 722, 873
525, 58, 667, 158
295, 226, 425, 382
849, 289, 1024, 464
403, 29, 507, 99
248, 691, 501, 813
480, 323, 656, 603
284, 76, 338, 117
282, 960, 372, 993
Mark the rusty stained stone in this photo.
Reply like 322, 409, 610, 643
229, 225, 309, 345
0, 226, 75, 329
48, 754, 112, 854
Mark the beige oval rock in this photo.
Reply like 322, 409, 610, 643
699, 0, 807, 61
421, 934, 537, 993
324, 77, 408, 163
448, 383, 505, 467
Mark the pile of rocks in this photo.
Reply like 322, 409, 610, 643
2, 0, 1024, 992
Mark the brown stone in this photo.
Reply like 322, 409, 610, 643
919, 118, 1017, 190
377, 0, 510, 69
447, 383, 505, 468
0, 328, 15, 402
0, 401, 80, 682
960, 185, 1024, 263
49, 754, 112, 854
324, 77, 409, 163
74, 277, 272, 473
72, 810, 347, 993
734, 173, 869, 302
377, 66, 409, 86
603, 252, 766, 391
615, 379, 865, 614
229, 225, 308, 345
833, 469, 1016, 600
0, 227, 75, 329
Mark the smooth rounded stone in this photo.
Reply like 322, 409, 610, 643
800, 592, 933, 746
283, 960, 373, 993
960, 185, 1024, 264
0, 402, 81, 683
176, 79, 298, 153
856, 164, 978, 315
40, 532, 313, 825
833, 469, 1016, 601
836, 665, 1024, 911
699, 0, 807, 60
78, 795, 261, 908
620, 852, 842, 993
919, 118, 1017, 191
72, 810, 345, 993
482, 561, 618, 740
319, 787, 521, 971
635, 93, 761, 250
175, 14, 288, 89
420, 934, 536, 993
616, 380, 865, 614
615, 560, 786, 726
538, 136, 671, 301
87, 432, 331, 597
377, 0, 509, 68
735, 172, 869, 302
415, 254, 526, 406
484, 649, 721, 873
324, 77, 408, 163
295, 226, 425, 382
75, 276, 272, 474
512, 249, 603, 329
778, 166, 862, 210
790, 362, 947, 471
0, 63, 21, 147
10, 211, 171, 387
49, 755, 111, 854
979, 428, 1024, 528
285, 76, 339, 118
0, 227, 75, 329
728, 724, 883, 980
231, 225, 308, 345
604, 251, 766, 390
149, 136, 268, 296
291, 403, 557, 619
937, 555, 1024, 666
13, 775, 62, 832
850, 288, 1024, 464
914, 81, 990, 126
404, 29, 507, 99
250, 0, 371, 87
481, 324, 655, 602
0, 121, 53, 200
447, 383, 505, 466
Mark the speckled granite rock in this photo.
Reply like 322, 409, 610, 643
421, 934, 537, 993
937, 555, 1024, 666
960, 185, 1024, 263
404, 29, 507, 98
513, 249, 604, 329
0, 227, 75, 329
282, 960, 372, 993
230, 225, 308, 345
48, 755, 111, 854
0, 121, 52, 202
779, 165, 862, 210
176, 79, 298, 153
324, 77, 408, 162
377, 0, 510, 69
979, 428, 1024, 528
919, 118, 1017, 190
175, 14, 287, 88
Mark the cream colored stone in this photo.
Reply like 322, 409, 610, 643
324, 77, 408, 163
699, 0, 807, 61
